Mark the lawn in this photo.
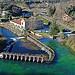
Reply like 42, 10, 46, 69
36, 15, 50, 25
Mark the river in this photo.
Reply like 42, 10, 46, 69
0, 27, 75, 75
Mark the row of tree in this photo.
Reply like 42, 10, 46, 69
0, 0, 74, 3
0, 3, 22, 16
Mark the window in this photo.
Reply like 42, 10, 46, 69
22, 22, 23, 25
21, 26, 23, 28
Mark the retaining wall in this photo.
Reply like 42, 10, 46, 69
26, 35, 55, 62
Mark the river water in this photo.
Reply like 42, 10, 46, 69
0, 27, 75, 75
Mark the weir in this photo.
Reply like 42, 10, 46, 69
26, 35, 55, 62
0, 52, 44, 63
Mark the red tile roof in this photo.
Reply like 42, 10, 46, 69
11, 18, 24, 25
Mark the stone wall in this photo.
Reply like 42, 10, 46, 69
26, 35, 55, 62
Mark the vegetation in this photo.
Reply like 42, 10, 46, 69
57, 33, 66, 42
57, 25, 65, 32
57, 34, 75, 50
48, 6, 56, 17
0, 18, 9, 22
21, 2, 28, 8
49, 20, 59, 36
65, 5, 75, 19
36, 15, 50, 25
0, 3, 22, 16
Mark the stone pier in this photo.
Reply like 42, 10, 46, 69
17, 55, 19, 60
29, 56, 31, 61
13, 54, 15, 60
25, 56, 27, 61
37, 57, 39, 63
33, 56, 35, 62
9, 55, 12, 59
5, 54, 8, 59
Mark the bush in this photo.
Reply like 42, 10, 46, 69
48, 6, 56, 17
49, 20, 59, 36
0, 18, 9, 22
66, 36, 75, 47
65, 5, 75, 19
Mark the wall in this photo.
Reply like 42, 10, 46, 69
26, 35, 55, 62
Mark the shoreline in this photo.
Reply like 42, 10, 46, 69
0, 25, 22, 36
57, 40, 75, 53
0, 24, 50, 62
0, 23, 74, 53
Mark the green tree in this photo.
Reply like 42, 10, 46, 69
48, 6, 56, 17
5, 14, 9, 18
9, 15, 12, 20
23, 13, 25, 18
48, 21, 51, 26
49, 20, 59, 36
0, 3, 3, 9
65, 5, 75, 19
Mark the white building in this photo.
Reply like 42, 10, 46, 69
10, 16, 44, 30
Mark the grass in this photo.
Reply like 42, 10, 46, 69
34, 31, 50, 36
57, 20, 75, 30
57, 25, 65, 32
35, 7, 75, 31
36, 15, 50, 25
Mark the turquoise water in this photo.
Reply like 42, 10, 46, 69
0, 27, 75, 75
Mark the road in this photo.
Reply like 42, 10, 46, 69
32, 9, 73, 32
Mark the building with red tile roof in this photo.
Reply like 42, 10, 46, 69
10, 16, 44, 30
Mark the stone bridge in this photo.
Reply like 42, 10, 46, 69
0, 52, 44, 63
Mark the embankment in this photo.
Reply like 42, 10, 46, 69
26, 35, 55, 62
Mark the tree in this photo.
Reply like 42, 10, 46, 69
48, 21, 51, 26
5, 14, 9, 18
48, 6, 56, 17
65, 5, 75, 19
9, 15, 12, 20
49, 20, 59, 36
23, 13, 25, 18
21, 2, 28, 8
57, 33, 66, 42
0, 3, 3, 9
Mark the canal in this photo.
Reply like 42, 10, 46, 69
0, 27, 75, 75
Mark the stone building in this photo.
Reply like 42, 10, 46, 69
10, 16, 44, 30
28, 16, 44, 30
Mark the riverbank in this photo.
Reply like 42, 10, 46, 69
0, 33, 7, 52
0, 22, 24, 36
0, 25, 49, 62
57, 34, 75, 52
0, 26, 75, 75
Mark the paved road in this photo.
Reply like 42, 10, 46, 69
33, 10, 73, 32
